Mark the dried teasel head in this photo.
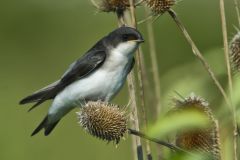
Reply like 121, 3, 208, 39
91, 0, 129, 13
145, 0, 176, 15
229, 31, 240, 73
77, 101, 127, 144
171, 93, 221, 160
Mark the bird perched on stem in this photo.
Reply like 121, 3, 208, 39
19, 26, 144, 136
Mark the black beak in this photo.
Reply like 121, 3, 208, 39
139, 35, 144, 43
135, 37, 144, 43
137, 39, 144, 43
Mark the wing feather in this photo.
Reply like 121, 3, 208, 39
19, 49, 106, 111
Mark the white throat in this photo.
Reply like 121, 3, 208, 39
112, 41, 138, 58
100, 41, 137, 71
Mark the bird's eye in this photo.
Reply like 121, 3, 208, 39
122, 34, 137, 41
122, 35, 129, 41
127, 35, 137, 41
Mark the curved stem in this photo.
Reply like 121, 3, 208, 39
167, 9, 231, 108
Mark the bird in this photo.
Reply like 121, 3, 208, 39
19, 26, 144, 136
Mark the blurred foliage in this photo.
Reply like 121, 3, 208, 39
148, 110, 210, 139
168, 152, 211, 160
0, 0, 239, 160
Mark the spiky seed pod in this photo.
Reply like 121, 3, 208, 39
91, 0, 129, 13
172, 93, 221, 160
229, 31, 240, 73
145, 0, 176, 15
77, 101, 127, 144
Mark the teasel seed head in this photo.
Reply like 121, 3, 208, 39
145, 0, 176, 15
229, 31, 240, 73
172, 93, 221, 160
77, 101, 128, 144
91, 0, 129, 13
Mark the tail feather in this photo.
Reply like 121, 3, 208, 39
27, 100, 47, 112
19, 80, 60, 105
31, 116, 48, 136
20, 81, 61, 112
20, 91, 47, 105
44, 120, 60, 136
31, 116, 60, 136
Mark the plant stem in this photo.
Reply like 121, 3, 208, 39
144, 6, 162, 117
233, 0, 240, 27
219, 1, 238, 160
137, 48, 153, 159
128, 0, 152, 159
128, 128, 192, 155
220, 0, 233, 104
127, 73, 143, 160
167, 9, 231, 108
144, 6, 163, 160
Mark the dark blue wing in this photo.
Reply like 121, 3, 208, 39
20, 49, 106, 111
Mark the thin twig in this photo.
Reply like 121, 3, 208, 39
135, 0, 144, 6
138, 15, 154, 25
90, 0, 100, 9
144, 6, 162, 115
219, 1, 238, 160
220, 0, 233, 104
127, 72, 143, 160
233, 0, 240, 27
137, 48, 152, 160
139, 47, 154, 112
128, 128, 193, 155
167, 9, 231, 108
128, 0, 152, 159
144, 6, 163, 160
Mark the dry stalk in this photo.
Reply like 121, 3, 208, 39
137, 48, 152, 160
144, 6, 162, 117
219, 1, 238, 160
167, 9, 231, 108
139, 48, 154, 108
128, 0, 152, 159
144, 5, 163, 160
233, 0, 240, 27
219, 0, 233, 96
127, 71, 143, 160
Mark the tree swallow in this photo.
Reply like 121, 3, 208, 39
19, 26, 144, 136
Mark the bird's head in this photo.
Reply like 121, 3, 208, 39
105, 26, 144, 56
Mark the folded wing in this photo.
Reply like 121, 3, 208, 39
19, 49, 106, 111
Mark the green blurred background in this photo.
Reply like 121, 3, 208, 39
0, 0, 238, 160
